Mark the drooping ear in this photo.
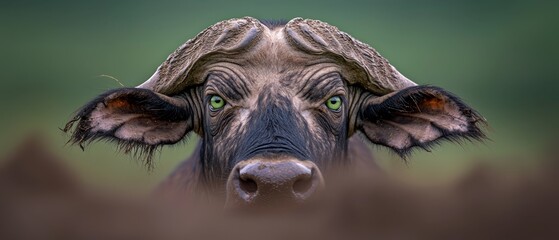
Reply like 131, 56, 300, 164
358, 86, 486, 157
63, 88, 197, 167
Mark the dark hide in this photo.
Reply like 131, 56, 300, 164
229, 95, 312, 163
199, 89, 349, 187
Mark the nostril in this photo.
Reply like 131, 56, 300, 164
293, 177, 312, 195
239, 176, 258, 194
229, 161, 324, 205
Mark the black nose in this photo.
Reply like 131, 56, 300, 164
226, 159, 324, 207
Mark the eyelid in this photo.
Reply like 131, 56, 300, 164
205, 74, 245, 102
204, 87, 232, 103
320, 88, 346, 103
332, 88, 346, 97
326, 95, 343, 109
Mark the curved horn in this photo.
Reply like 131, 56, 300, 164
139, 17, 415, 96
284, 18, 416, 95
138, 17, 265, 95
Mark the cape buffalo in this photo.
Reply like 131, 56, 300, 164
64, 17, 485, 207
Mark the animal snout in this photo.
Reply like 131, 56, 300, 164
226, 159, 324, 207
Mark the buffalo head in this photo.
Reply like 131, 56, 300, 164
64, 17, 486, 207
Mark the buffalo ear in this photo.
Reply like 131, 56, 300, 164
63, 88, 195, 167
358, 86, 486, 157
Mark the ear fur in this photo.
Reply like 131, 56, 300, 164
63, 88, 194, 168
358, 86, 486, 157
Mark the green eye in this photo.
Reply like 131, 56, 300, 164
326, 96, 342, 111
209, 95, 226, 110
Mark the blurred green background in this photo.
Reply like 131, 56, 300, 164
1, 0, 557, 192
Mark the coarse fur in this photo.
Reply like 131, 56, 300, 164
359, 85, 486, 158
63, 88, 191, 169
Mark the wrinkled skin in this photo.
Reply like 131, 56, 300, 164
196, 40, 358, 186
165, 38, 376, 201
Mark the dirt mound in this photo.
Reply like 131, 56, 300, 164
1, 136, 558, 239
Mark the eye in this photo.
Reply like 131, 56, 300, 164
325, 96, 342, 111
209, 95, 226, 110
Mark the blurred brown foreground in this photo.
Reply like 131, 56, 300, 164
1, 135, 558, 240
